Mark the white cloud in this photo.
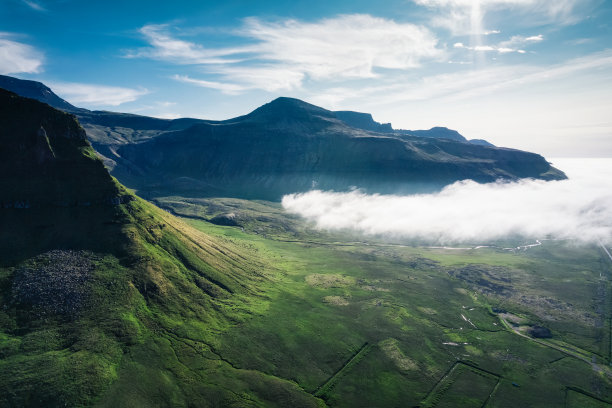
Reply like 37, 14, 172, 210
239, 15, 442, 79
48, 82, 148, 107
173, 66, 306, 94
21, 0, 45, 12
413, 0, 588, 34
132, 14, 443, 93
172, 74, 251, 94
282, 158, 612, 244
308, 50, 612, 106
128, 24, 249, 64
0, 35, 43, 74
453, 34, 542, 53
499, 34, 543, 48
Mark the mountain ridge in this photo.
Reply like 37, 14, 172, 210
0, 75, 565, 201
0, 75, 485, 144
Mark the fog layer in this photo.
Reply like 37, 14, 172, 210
282, 159, 612, 244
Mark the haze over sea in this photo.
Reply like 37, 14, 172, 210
282, 158, 612, 245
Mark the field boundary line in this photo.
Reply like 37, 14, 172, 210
313, 342, 373, 398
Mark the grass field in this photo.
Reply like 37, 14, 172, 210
2, 193, 611, 407
167, 196, 612, 407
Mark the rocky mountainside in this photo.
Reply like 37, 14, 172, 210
333, 109, 493, 146
0, 76, 564, 201
397, 126, 467, 142
0, 90, 320, 407
333, 111, 393, 133
115, 97, 565, 200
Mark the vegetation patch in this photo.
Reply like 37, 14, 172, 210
379, 338, 418, 371
323, 296, 350, 306
305, 273, 355, 288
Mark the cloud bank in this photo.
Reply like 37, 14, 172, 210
282, 159, 612, 244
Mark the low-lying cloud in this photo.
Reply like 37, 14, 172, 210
282, 159, 612, 244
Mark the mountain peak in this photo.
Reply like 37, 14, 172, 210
0, 75, 82, 113
245, 97, 335, 123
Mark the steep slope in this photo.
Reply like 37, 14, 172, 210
0, 90, 322, 407
116, 97, 565, 200
0, 74, 82, 113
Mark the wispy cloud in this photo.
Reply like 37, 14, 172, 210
453, 34, 542, 53
499, 34, 543, 48
238, 15, 442, 79
0, 34, 43, 74
172, 74, 254, 94
48, 82, 148, 107
128, 24, 249, 64
307, 50, 612, 106
131, 14, 443, 93
21, 0, 46, 12
413, 0, 589, 33
282, 158, 612, 244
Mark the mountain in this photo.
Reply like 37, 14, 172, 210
333, 111, 393, 133
0, 75, 492, 146
114, 97, 565, 200
332, 110, 489, 144
396, 126, 467, 142
468, 138, 496, 147
0, 76, 565, 201
0, 74, 83, 113
0, 89, 321, 407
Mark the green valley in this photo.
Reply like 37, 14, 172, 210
149, 196, 612, 407
1, 86, 611, 407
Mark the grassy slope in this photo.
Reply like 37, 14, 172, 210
0, 193, 325, 407
0, 91, 322, 407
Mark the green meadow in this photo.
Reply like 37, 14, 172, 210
166, 196, 612, 407
1, 193, 611, 407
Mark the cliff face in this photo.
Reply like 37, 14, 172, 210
0, 89, 122, 209
333, 111, 393, 133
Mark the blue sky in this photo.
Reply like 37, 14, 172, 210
1, 0, 611, 156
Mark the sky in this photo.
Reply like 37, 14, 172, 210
1, 0, 611, 156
